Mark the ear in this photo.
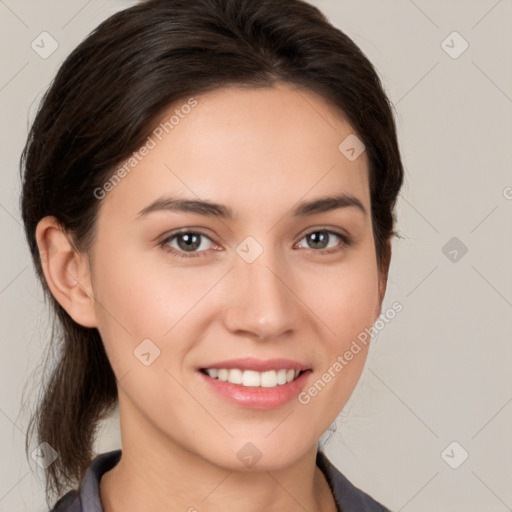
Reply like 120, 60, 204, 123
35, 216, 98, 328
375, 238, 392, 319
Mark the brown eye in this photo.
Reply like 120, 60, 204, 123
296, 230, 350, 253
160, 231, 214, 258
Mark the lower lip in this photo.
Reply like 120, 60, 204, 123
198, 370, 312, 409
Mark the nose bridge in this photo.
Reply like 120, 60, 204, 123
223, 240, 301, 339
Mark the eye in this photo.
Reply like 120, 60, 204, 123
295, 229, 350, 254
160, 230, 216, 259
160, 228, 351, 260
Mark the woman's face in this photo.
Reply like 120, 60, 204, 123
87, 83, 386, 470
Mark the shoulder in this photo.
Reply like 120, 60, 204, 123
49, 449, 122, 512
316, 450, 393, 512
49, 489, 81, 512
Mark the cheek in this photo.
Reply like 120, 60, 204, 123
90, 242, 231, 380
90, 244, 190, 369
302, 250, 380, 347
93, 231, 211, 324
297, 261, 377, 417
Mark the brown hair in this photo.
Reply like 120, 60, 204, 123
20, 0, 404, 506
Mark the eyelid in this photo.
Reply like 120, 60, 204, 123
159, 227, 216, 244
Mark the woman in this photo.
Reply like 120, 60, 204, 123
20, 0, 403, 510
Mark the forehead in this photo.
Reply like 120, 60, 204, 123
99, 83, 370, 222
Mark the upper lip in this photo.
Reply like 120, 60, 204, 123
199, 357, 312, 372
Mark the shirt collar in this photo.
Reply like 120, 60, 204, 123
78, 448, 383, 512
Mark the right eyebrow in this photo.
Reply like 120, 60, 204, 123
136, 197, 233, 219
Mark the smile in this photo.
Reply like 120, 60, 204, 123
200, 368, 303, 388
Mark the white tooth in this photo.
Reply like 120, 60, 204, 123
276, 369, 287, 385
228, 368, 243, 384
242, 370, 261, 387
260, 370, 278, 388
209, 368, 301, 387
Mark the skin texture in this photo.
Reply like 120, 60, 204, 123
36, 82, 388, 512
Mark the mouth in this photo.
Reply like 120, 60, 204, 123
199, 367, 309, 388
197, 358, 313, 409
197, 368, 312, 410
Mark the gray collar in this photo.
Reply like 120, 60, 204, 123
61, 448, 391, 512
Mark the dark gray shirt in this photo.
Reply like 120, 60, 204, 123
50, 449, 391, 511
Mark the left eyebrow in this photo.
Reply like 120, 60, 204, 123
292, 193, 367, 217
136, 192, 367, 220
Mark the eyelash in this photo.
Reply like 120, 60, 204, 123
159, 228, 351, 259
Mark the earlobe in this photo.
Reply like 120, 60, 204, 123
378, 267, 388, 307
35, 216, 98, 328
375, 238, 391, 319
375, 272, 387, 319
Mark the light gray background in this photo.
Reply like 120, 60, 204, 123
1, 1, 511, 511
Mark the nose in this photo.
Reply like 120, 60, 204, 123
222, 247, 303, 342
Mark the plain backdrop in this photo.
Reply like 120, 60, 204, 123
1, 1, 511, 511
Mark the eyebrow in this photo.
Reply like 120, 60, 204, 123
136, 193, 367, 220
